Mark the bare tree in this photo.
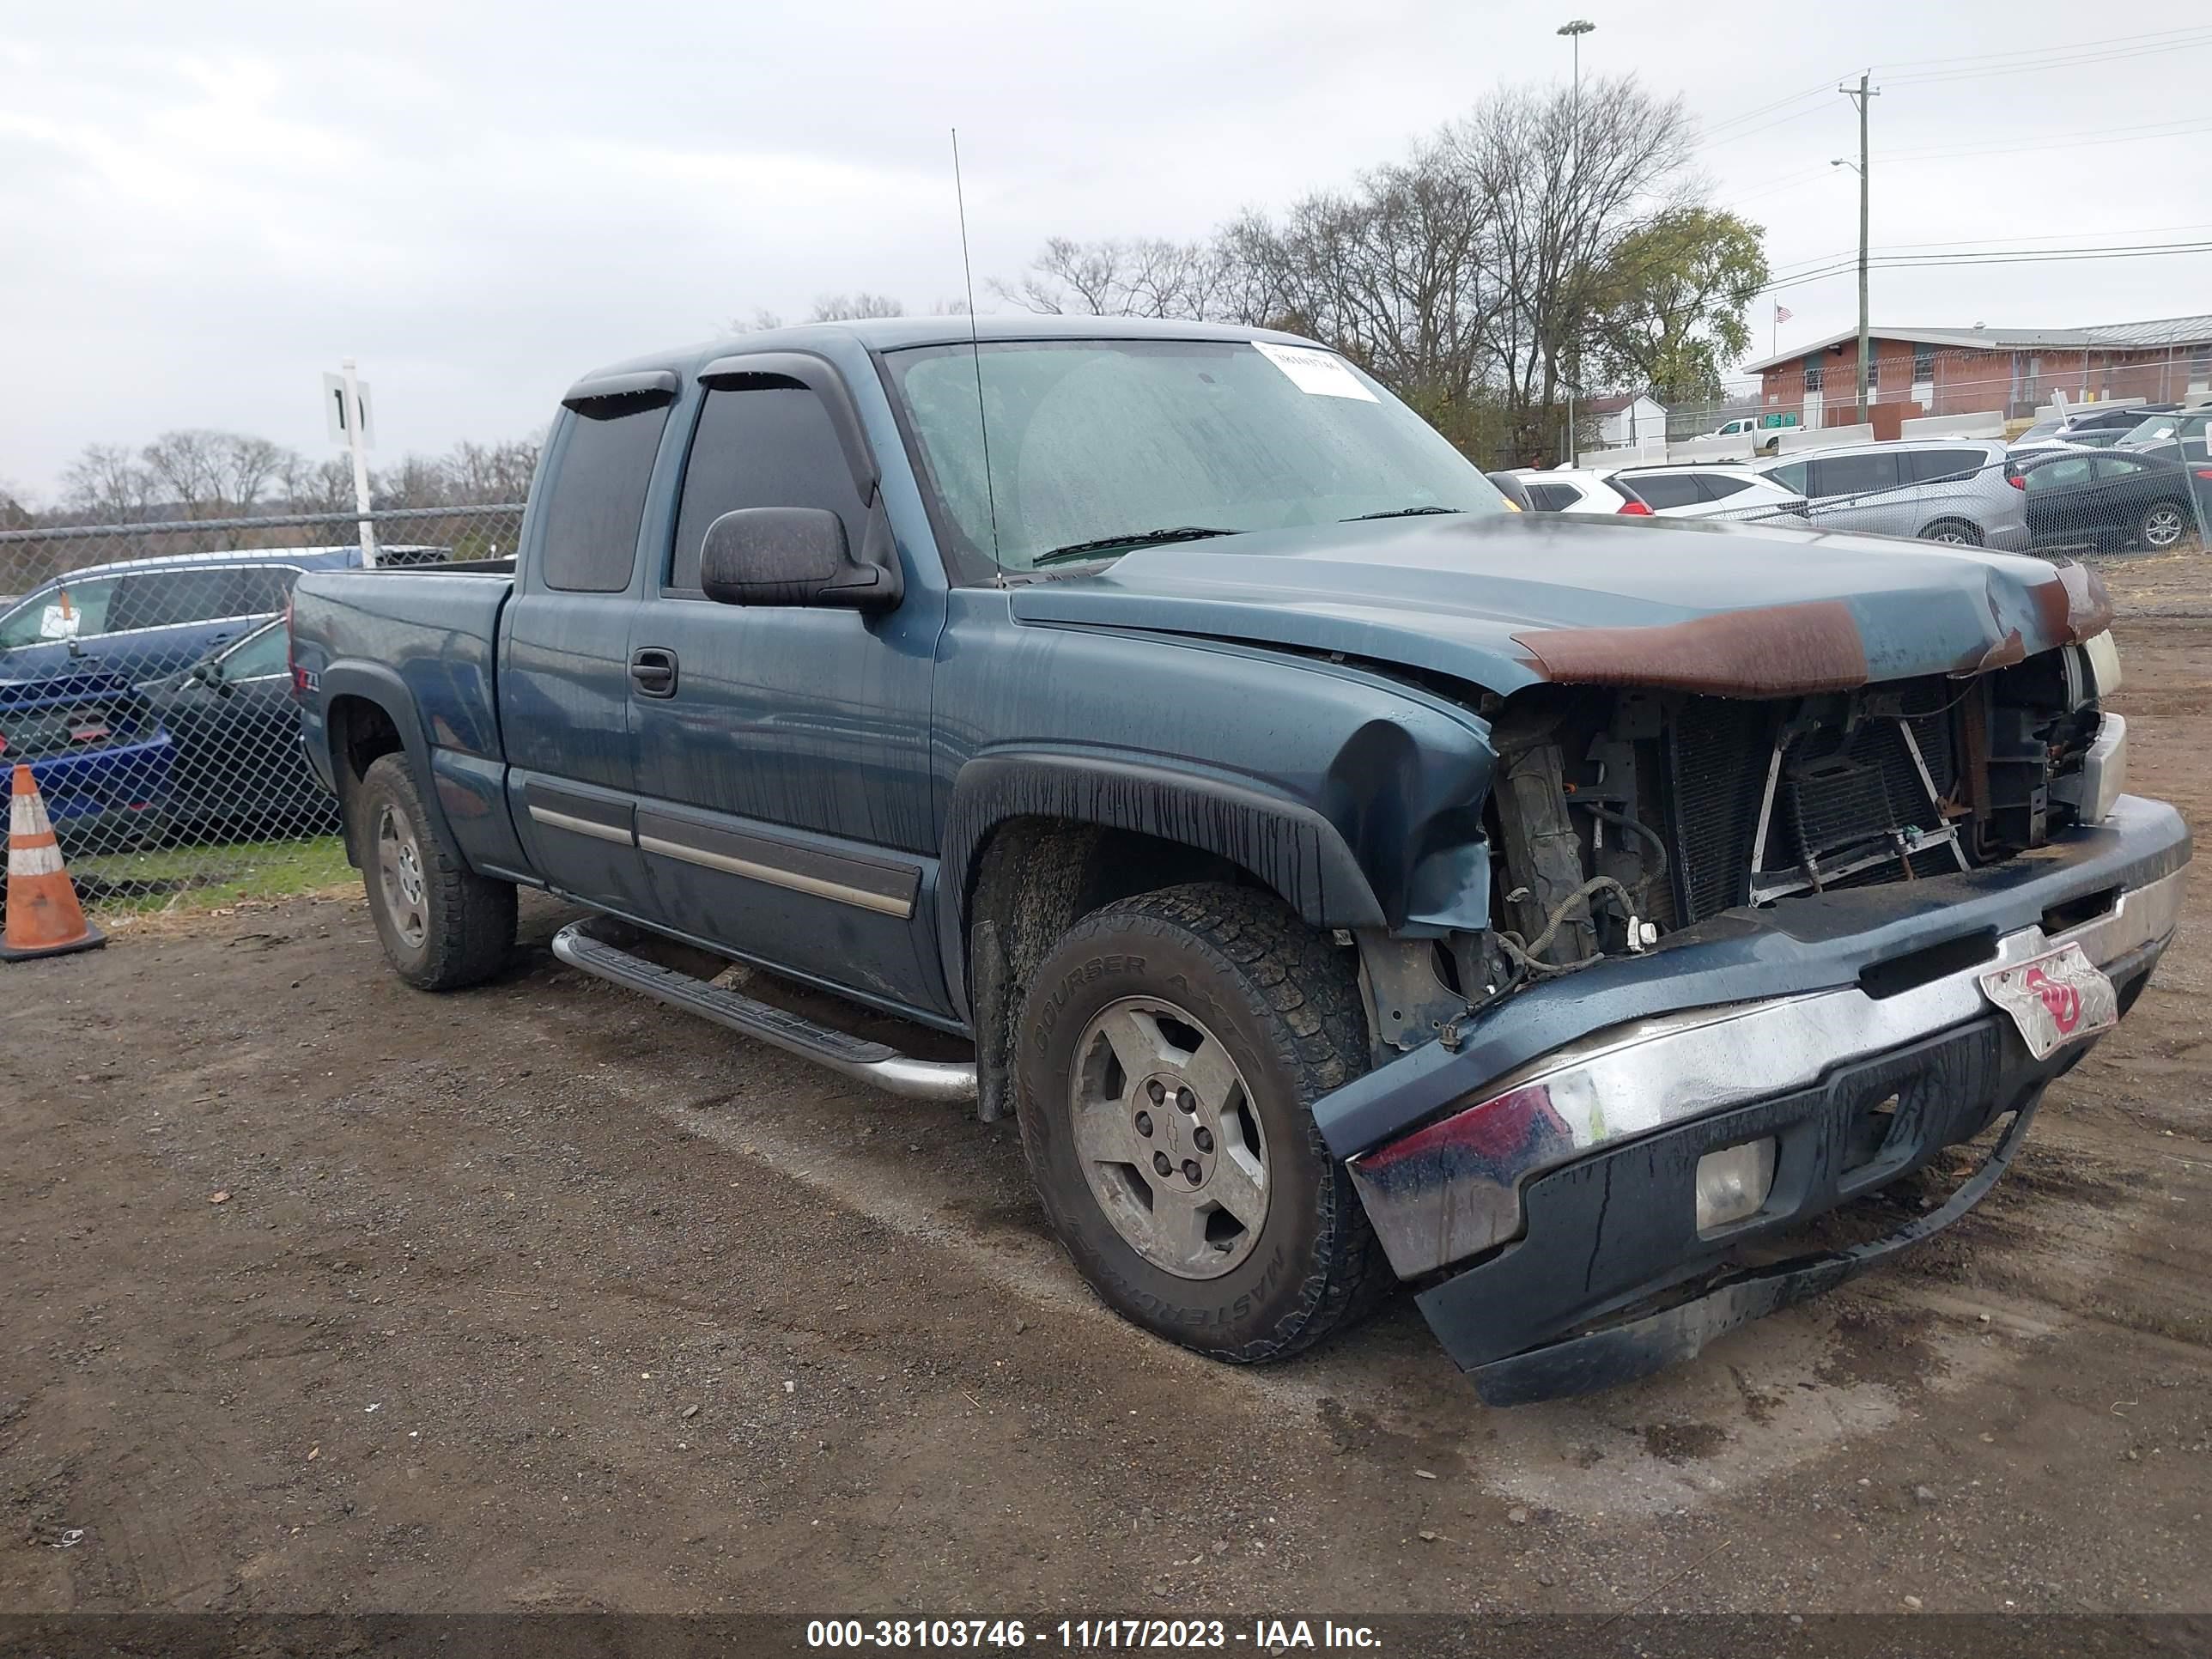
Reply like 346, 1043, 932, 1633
810, 292, 907, 321
373, 453, 452, 511
443, 437, 541, 504
995, 236, 1246, 321
1447, 77, 1697, 453
994, 75, 1733, 465
63, 443, 157, 522
279, 453, 357, 516
138, 429, 297, 517
138, 430, 227, 516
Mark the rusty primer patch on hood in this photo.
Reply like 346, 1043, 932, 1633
2051, 561, 2116, 643
1510, 600, 1869, 698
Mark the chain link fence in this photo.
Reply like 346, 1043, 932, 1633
1529, 439, 2212, 560
0, 504, 521, 917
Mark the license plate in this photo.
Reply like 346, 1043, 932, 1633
1978, 942, 2119, 1060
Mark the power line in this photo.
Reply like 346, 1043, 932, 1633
1754, 239, 2212, 297
1884, 35, 2212, 87
1766, 222, 2212, 278
1698, 79, 1837, 141
1867, 25, 2212, 74
1875, 116, 2212, 163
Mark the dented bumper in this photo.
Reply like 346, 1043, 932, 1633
1315, 793, 2190, 1400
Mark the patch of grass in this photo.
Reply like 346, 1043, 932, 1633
67, 834, 356, 917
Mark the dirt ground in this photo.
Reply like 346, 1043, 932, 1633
3, 557, 2209, 1621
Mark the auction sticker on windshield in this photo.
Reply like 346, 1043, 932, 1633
1251, 340, 1378, 401
1978, 942, 2119, 1061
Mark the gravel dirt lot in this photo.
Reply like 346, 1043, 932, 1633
3, 558, 2209, 1620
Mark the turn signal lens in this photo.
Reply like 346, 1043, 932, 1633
1694, 1139, 1777, 1233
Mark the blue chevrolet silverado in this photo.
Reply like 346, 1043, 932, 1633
290, 316, 2190, 1402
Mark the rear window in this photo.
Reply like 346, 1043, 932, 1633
539, 402, 672, 593
1625, 473, 1706, 510
1899, 447, 1985, 485
1700, 475, 1753, 500
1525, 483, 1577, 512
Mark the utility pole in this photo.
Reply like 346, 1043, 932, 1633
1558, 19, 1595, 464
1839, 72, 1879, 422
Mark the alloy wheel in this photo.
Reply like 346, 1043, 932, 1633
1067, 997, 1270, 1279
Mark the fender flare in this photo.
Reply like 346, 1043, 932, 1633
936, 750, 1389, 1014
316, 661, 465, 863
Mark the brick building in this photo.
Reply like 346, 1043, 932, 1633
1741, 313, 2212, 430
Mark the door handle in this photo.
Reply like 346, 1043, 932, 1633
629, 647, 678, 698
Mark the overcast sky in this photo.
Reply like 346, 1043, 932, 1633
3, 3, 2206, 500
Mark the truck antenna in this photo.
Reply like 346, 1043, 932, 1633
951, 127, 1004, 576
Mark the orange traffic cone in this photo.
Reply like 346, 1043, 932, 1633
3, 764, 106, 961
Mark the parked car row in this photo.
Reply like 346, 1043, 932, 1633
1493, 463, 1811, 525
1513, 429, 2208, 554
0, 546, 410, 852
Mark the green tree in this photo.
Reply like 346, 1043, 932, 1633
1588, 207, 1769, 407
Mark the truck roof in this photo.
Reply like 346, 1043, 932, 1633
573, 313, 1324, 388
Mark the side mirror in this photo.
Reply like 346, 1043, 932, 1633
698, 507, 897, 610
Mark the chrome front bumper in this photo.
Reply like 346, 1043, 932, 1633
1349, 860, 2187, 1280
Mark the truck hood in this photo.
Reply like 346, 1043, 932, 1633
1007, 513, 2112, 697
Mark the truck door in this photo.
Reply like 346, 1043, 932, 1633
500, 376, 675, 917
627, 356, 948, 1017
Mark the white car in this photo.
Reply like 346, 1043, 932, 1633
1508, 464, 1812, 526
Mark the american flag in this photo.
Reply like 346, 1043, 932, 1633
1774, 304, 1794, 323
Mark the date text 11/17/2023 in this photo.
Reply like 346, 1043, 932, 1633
805, 1620, 1383, 1650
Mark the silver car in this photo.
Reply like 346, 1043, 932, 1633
1754, 439, 2029, 550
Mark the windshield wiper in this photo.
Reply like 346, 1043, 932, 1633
1028, 526, 1243, 568
1342, 505, 1464, 521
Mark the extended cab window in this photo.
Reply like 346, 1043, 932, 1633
540, 402, 672, 592
668, 381, 866, 592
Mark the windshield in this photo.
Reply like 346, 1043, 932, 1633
2017, 419, 2063, 441
2122, 414, 2181, 447
882, 337, 1509, 575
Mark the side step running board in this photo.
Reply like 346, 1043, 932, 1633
550, 915, 977, 1103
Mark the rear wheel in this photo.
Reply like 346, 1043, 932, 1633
354, 752, 514, 990
2139, 499, 2190, 551
1012, 883, 1390, 1363
1920, 519, 1982, 546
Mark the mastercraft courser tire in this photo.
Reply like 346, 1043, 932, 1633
1012, 882, 1392, 1362
353, 751, 516, 991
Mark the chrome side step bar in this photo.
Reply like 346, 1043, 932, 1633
550, 915, 977, 1103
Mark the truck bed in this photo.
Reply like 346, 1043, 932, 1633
289, 565, 514, 836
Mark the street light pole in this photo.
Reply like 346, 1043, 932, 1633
1558, 19, 1595, 464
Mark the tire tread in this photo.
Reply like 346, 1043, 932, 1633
1016, 882, 1392, 1364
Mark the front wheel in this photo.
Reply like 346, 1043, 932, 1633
2139, 499, 2190, 551
354, 752, 515, 990
1012, 884, 1390, 1363
1920, 519, 1982, 546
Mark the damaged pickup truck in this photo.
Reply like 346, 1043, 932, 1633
289, 317, 2190, 1402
